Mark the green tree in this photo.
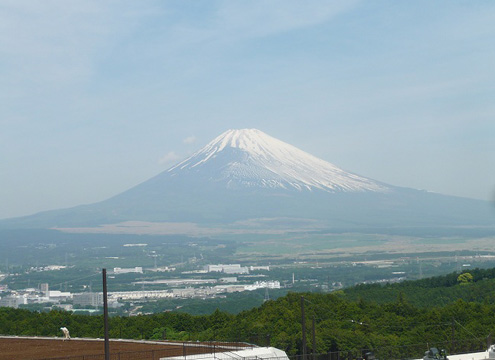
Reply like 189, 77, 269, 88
457, 273, 473, 285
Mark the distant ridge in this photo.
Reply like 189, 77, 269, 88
1, 129, 494, 231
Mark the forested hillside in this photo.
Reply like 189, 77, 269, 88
1, 269, 494, 358
342, 267, 495, 306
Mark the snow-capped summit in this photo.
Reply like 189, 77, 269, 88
168, 129, 388, 193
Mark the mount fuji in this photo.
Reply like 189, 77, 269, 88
2, 129, 494, 231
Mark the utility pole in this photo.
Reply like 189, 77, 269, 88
312, 317, 316, 360
264, 287, 270, 302
301, 296, 307, 360
451, 317, 455, 354
103, 269, 110, 360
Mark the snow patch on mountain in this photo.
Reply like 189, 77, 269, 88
168, 129, 390, 193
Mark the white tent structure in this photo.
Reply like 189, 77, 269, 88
162, 346, 289, 360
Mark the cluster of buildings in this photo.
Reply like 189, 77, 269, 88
113, 267, 143, 274
203, 264, 270, 274
0, 276, 281, 309
107, 280, 280, 301
0, 263, 277, 310
0, 283, 121, 310
29, 265, 67, 272
204, 264, 250, 274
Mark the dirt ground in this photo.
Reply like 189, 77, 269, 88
0, 337, 233, 360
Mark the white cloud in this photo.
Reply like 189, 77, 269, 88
158, 151, 182, 164
183, 136, 197, 144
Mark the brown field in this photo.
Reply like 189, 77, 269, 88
0, 337, 244, 360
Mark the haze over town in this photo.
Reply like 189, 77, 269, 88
2, 1, 495, 220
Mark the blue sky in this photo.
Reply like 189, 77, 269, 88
1, 1, 494, 219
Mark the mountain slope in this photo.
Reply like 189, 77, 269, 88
1, 129, 494, 230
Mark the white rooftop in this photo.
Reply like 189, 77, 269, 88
162, 346, 289, 360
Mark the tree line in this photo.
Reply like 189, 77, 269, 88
1, 268, 495, 358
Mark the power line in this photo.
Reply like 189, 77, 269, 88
49, 272, 101, 290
